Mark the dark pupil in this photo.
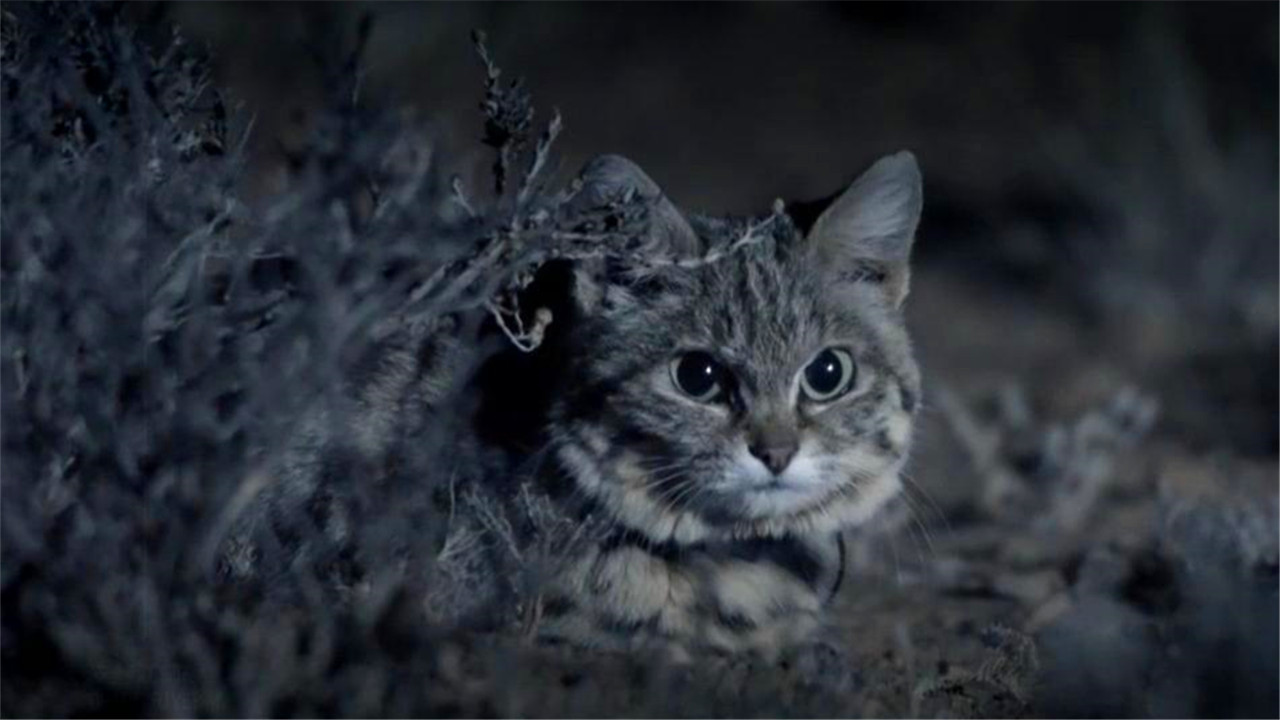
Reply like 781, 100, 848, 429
806, 350, 844, 394
677, 352, 720, 397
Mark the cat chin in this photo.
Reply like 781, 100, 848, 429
558, 439, 903, 545
718, 470, 901, 540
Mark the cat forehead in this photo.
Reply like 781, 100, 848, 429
695, 252, 820, 325
628, 249, 884, 353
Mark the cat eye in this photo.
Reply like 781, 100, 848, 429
670, 351, 729, 403
800, 348, 856, 402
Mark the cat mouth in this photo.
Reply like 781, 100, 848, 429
745, 479, 810, 493
728, 476, 833, 516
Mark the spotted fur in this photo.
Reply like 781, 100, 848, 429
540, 151, 923, 655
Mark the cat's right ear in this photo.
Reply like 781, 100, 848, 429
807, 151, 922, 307
567, 154, 698, 313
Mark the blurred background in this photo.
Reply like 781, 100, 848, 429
133, 1, 1277, 461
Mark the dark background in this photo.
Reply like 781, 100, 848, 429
141, 1, 1278, 454
151, 3, 1276, 211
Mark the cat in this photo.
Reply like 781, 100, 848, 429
531, 151, 923, 655
224, 150, 923, 660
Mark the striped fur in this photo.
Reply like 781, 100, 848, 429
537, 528, 841, 656
541, 152, 923, 655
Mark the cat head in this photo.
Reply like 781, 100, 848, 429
552, 152, 922, 544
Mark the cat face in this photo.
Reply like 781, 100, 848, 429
553, 153, 921, 544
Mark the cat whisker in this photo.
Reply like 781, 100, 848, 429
638, 471, 692, 499
899, 472, 952, 539
895, 487, 938, 562
896, 495, 932, 573
658, 476, 704, 512
635, 459, 690, 477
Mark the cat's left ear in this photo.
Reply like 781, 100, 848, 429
807, 151, 922, 307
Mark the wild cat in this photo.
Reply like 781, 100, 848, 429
226, 150, 923, 659
533, 151, 922, 655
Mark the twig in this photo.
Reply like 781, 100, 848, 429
450, 174, 477, 219
485, 296, 553, 353
516, 108, 563, 210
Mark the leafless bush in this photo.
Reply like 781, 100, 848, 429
0, 6, 647, 715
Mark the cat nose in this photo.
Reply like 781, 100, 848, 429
748, 438, 798, 475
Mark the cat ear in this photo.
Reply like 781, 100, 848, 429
808, 151, 922, 306
572, 154, 699, 258
568, 155, 698, 314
